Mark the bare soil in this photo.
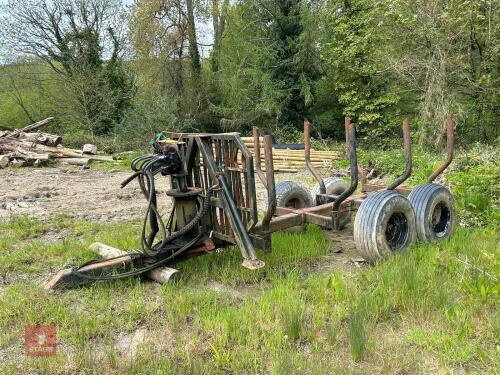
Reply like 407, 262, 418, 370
0, 165, 361, 257
0, 167, 177, 222
0, 166, 315, 222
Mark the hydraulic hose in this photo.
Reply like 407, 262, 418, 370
121, 154, 217, 256
72, 233, 203, 281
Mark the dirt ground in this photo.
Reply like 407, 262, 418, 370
0, 167, 149, 221
0, 166, 313, 222
0, 166, 362, 265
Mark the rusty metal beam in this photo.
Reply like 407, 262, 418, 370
332, 118, 358, 230
253, 126, 267, 188
305, 120, 325, 194
428, 114, 455, 183
387, 118, 412, 190
261, 135, 276, 235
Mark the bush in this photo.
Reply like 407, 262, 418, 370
112, 94, 196, 152
447, 165, 499, 228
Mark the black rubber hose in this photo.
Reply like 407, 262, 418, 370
122, 154, 216, 257
72, 233, 203, 281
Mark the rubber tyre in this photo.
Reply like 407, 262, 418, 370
273, 181, 313, 209
311, 177, 349, 205
354, 190, 416, 263
408, 184, 454, 243
265, 181, 312, 232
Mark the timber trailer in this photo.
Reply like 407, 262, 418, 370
46, 115, 455, 289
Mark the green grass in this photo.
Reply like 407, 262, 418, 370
0, 214, 498, 374
0, 142, 498, 373
326, 141, 499, 228
90, 151, 147, 172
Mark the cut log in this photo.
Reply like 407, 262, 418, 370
0, 155, 9, 168
1, 117, 54, 138
89, 242, 180, 284
9, 159, 26, 168
0, 140, 113, 162
57, 158, 93, 166
12, 148, 50, 161
82, 144, 97, 155
18, 132, 62, 146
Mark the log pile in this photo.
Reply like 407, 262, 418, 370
241, 136, 338, 173
0, 117, 114, 168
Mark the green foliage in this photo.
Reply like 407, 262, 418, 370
52, 24, 135, 136
257, 0, 322, 127
210, 0, 322, 131
446, 149, 500, 228
114, 93, 196, 151
0, 62, 58, 128
322, 0, 400, 139
208, 1, 285, 129
384, 0, 500, 145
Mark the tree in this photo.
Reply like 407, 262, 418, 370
130, 0, 188, 96
322, 0, 399, 140
130, 0, 206, 124
210, 0, 323, 131
384, 0, 499, 145
208, 1, 283, 129
210, 0, 230, 72
185, 0, 201, 75
1, 0, 135, 136
256, 0, 323, 128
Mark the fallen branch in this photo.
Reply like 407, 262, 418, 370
56, 158, 93, 166
1, 117, 54, 138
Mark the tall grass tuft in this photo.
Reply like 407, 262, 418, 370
349, 296, 367, 361
282, 301, 305, 342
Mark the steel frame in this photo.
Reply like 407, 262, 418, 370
45, 115, 456, 289
250, 115, 455, 244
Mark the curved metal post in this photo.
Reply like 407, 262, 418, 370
346, 117, 367, 192
305, 120, 325, 195
332, 118, 358, 231
387, 118, 412, 190
428, 114, 454, 183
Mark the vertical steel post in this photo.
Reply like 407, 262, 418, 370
304, 120, 325, 195
253, 127, 267, 187
261, 134, 276, 253
332, 118, 358, 230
